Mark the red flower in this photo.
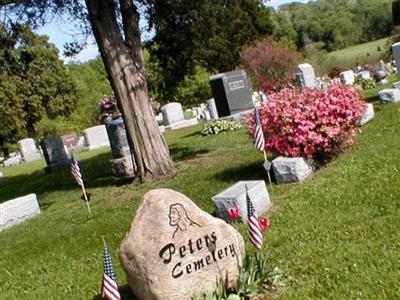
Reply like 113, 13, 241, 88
227, 207, 240, 220
259, 218, 270, 231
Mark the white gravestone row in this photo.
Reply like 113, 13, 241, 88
83, 125, 110, 150
0, 194, 41, 231
17, 138, 41, 162
160, 102, 198, 131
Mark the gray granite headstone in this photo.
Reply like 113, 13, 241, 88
295, 63, 317, 89
41, 136, 70, 173
161, 102, 185, 126
357, 103, 374, 126
340, 70, 355, 86
272, 156, 312, 184
393, 42, 400, 78
209, 70, 254, 117
378, 89, 400, 104
212, 180, 271, 223
17, 138, 41, 162
83, 125, 110, 150
0, 193, 40, 231
206, 98, 219, 120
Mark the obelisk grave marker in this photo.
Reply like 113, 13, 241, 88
119, 189, 245, 300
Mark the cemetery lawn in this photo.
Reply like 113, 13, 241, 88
326, 37, 388, 65
1, 103, 399, 299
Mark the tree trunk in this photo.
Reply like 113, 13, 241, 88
85, 0, 175, 182
26, 121, 36, 139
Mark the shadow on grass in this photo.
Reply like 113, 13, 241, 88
181, 130, 202, 138
92, 285, 137, 300
213, 161, 267, 184
169, 144, 209, 162
0, 152, 115, 204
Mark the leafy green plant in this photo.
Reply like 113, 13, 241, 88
201, 120, 242, 136
354, 76, 376, 90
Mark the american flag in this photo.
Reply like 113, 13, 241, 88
70, 150, 83, 187
254, 107, 265, 151
246, 185, 263, 249
101, 243, 121, 300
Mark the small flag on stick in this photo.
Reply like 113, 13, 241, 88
246, 185, 263, 249
254, 107, 265, 152
70, 150, 91, 214
101, 240, 121, 300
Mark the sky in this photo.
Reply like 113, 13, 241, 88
36, 0, 313, 63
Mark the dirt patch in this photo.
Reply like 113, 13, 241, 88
176, 154, 217, 169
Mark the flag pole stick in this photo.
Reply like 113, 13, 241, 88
263, 150, 272, 185
81, 182, 92, 214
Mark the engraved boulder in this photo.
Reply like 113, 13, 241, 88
119, 188, 245, 300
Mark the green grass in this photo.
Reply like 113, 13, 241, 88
326, 38, 389, 66
1, 99, 400, 299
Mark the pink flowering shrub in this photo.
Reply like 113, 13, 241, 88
248, 85, 366, 164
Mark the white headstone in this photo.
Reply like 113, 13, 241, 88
378, 89, 400, 104
296, 63, 317, 89
393, 81, 400, 89
357, 71, 371, 80
340, 70, 355, 86
3, 156, 22, 167
357, 103, 374, 126
17, 138, 41, 162
83, 125, 110, 150
272, 156, 312, 184
212, 181, 271, 223
206, 99, 218, 120
393, 43, 400, 79
161, 102, 185, 126
0, 194, 41, 231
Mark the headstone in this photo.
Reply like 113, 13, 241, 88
209, 70, 253, 118
272, 156, 312, 184
357, 103, 374, 126
3, 156, 22, 167
393, 42, 400, 78
206, 99, 219, 120
17, 138, 41, 162
61, 134, 79, 150
164, 118, 198, 131
357, 70, 371, 80
161, 103, 185, 126
339, 70, 355, 86
40, 137, 70, 173
212, 181, 271, 223
376, 60, 387, 73
105, 118, 136, 178
377, 78, 389, 85
0, 194, 40, 231
393, 81, 400, 89
204, 111, 211, 121
378, 89, 400, 104
83, 125, 110, 150
156, 113, 164, 125
119, 189, 245, 300
295, 63, 317, 89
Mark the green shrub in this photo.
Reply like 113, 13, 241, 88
354, 76, 376, 90
201, 120, 242, 136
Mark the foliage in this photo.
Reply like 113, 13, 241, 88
35, 116, 76, 140
247, 85, 366, 164
201, 120, 242, 136
148, 0, 274, 96
194, 253, 288, 300
171, 66, 212, 106
275, 0, 394, 51
0, 24, 77, 155
240, 38, 301, 93
393, 0, 400, 26
354, 76, 376, 90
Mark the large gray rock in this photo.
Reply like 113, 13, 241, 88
272, 156, 312, 184
378, 89, 400, 104
0, 194, 41, 231
357, 103, 374, 126
119, 189, 245, 300
83, 125, 110, 150
161, 102, 185, 126
212, 181, 271, 223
